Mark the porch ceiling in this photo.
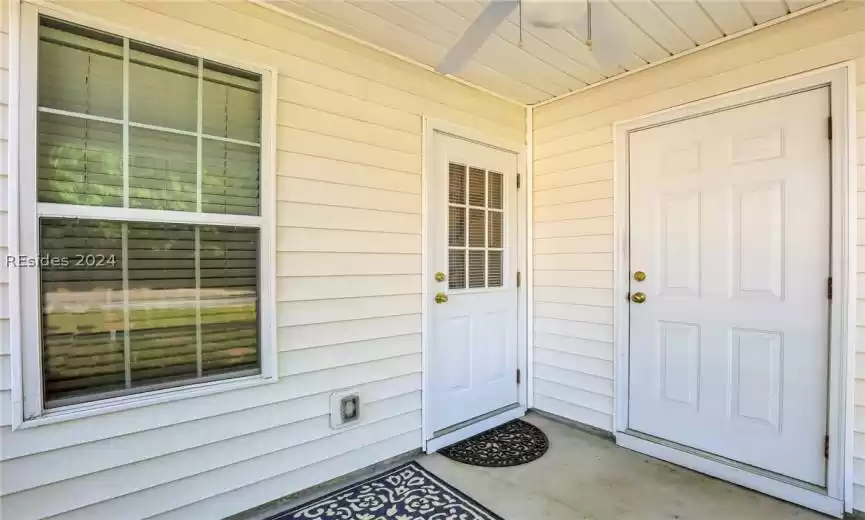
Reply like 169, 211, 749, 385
264, 0, 831, 105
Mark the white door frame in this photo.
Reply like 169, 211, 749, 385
612, 64, 856, 517
421, 118, 529, 453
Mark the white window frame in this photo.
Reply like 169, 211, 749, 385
10, 2, 278, 429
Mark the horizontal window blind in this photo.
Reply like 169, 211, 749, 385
202, 139, 260, 215
38, 19, 123, 119
129, 42, 198, 132
38, 112, 123, 207
34, 16, 265, 408
40, 218, 260, 406
126, 222, 198, 388
40, 219, 125, 401
36, 17, 263, 215
203, 62, 261, 143
128, 127, 198, 211
199, 226, 259, 376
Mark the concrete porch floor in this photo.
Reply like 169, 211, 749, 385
419, 412, 827, 520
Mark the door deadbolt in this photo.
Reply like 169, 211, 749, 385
434, 271, 446, 282
633, 271, 646, 282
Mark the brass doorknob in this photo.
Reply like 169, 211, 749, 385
435, 292, 449, 304
631, 292, 647, 304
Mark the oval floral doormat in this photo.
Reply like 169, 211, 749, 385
439, 419, 549, 467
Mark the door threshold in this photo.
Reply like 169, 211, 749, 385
624, 429, 825, 494
616, 430, 842, 517
433, 403, 521, 438
426, 404, 523, 453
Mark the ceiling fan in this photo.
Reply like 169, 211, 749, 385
436, 0, 630, 75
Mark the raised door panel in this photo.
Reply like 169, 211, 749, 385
658, 193, 700, 297
437, 315, 471, 393
729, 328, 783, 431
658, 321, 701, 408
733, 182, 785, 301
482, 308, 508, 384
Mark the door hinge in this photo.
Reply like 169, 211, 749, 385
825, 435, 829, 459
828, 116, 833, 140
516, 369, 521, 385
516, 174, 521, 189
516, 271, 521, 288
827, 277, 833, 300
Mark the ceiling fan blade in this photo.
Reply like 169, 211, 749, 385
436, 0, 518, 75
588, 0, 631, 68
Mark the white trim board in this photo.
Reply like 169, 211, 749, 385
8, 0, 24, 432
525, 105, 534, 409
611, 63, 856, 517
421, 117, 529, 452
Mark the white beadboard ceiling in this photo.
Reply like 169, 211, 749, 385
267, 0, 829, 105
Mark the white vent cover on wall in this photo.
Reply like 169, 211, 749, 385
330, 391, 361, 429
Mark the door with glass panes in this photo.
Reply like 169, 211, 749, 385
428, 131, 519, 434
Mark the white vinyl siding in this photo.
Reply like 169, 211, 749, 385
0, 1, 523, 519
531, 0, 864, 506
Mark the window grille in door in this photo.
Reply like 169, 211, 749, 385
448, 162, 504, 290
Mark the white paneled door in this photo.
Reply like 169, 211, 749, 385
429, 132, 519, 434
627, 88, 831, 486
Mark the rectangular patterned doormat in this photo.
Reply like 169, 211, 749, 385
265, 461, 503, 520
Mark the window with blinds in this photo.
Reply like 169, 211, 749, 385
447, 162, 505, 291
35, 17, 264, 407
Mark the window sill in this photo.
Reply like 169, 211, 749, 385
16, 374, 278, 430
